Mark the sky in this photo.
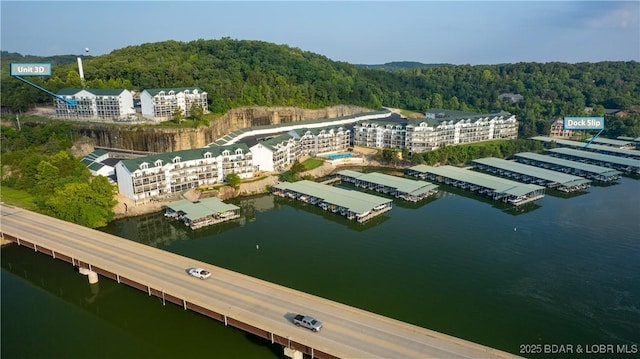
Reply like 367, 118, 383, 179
1, 1, 638, 65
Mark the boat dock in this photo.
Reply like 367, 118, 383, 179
406, 165, 545, 206
164, 198, 241, 229
472, 157, 591, 192
513, 152, 622, 183
547, 147, 640, 175
531, 136, 640, 160
586, 136, 636, 149
336, 170, 439, 202
272, 180, 392, 223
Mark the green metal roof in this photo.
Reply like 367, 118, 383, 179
547, 148, 640, 169
119, 144, 250, 172
166, 197, 239, 221
273, 180, 392, 214
291, 126, 349, 137
408, 165, 544, 197
260, 133, 296, 151
531, 136, 640, 158
407, 109, 513, 127
514, 152, 622, 176
57, 88, 128, 96
142, 87, 206, 96
336, 170, 439, 196
586, 137, 634, 147
472, 157, 591, 187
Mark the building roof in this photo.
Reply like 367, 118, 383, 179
57, 88, 129, 96
118, 143, 250, 173
472, 157, 591, 187
166, 198, 239, 221
272, 180, 392, 215
514, 152, 622, 176
259, 133, 296, 151
337, 170, 439, 196
530, 136, 640, 158
585, 137, 634, 147
291, 126, 349, 137
142, 87, 206, 96
408, 109, 514, 127
408, 165, 544, 197
547, 148, 640, 169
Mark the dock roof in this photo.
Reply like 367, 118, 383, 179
586, 137, 635, 147
336, 170, 438, 196
514, 152, 622, 176
166, 198, 239, 221
547, 148, 640, 169
273, 180, 391, 214
531, 136, 640, 158
472, 157, 591, 187
408, 165, 544, 196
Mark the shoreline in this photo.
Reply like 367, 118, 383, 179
112, 149, 383, 220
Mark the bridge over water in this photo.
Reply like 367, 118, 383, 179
1, 204, 521, 359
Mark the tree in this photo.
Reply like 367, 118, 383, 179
173, 107, 184, 122
189, 103, 204, 121
40, 179, 116, 228
225, 173, 241, 189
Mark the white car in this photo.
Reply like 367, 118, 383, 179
188, 267, 211, 280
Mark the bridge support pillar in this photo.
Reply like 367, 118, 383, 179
283, 347, 303, 359
78, 267, 99, 284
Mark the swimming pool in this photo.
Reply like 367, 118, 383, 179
324, 153, 352, 160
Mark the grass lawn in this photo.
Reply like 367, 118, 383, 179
0, 186, 37, 210
301, 158, 324, 170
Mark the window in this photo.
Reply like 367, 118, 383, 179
140, 163, 149, 170
173, 157, 181, 164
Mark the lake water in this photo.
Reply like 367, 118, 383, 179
2, 175, 639, 359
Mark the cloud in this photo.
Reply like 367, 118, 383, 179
585, 6, 639, 29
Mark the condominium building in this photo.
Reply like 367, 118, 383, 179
549, 118, 581, 138
54, 88, 135, 121
250, 126, 351, 172
292, 126, 350, 155
251, 134, 300, 172
115, 144, 253, 202
353, 109, 518, 151
140, 87, 208, 122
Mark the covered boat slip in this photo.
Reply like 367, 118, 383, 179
547, 147, 640, 175
586, 136, 636, 149
514, 152, 622, 183
472, 157, 591, 192
406, 165, 545, 206
336, 170, 439, 202
531, 136, 640, 160
164, 197, 240, 229
271, 180, 392, 223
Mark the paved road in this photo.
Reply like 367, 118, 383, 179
1, 204, 522, 359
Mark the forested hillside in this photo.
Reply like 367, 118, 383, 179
2, 38, 639, 137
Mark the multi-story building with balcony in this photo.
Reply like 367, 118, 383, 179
549, 118, 583, 139
354, 109, 518, 151
250, 126, 351, 172
115, 144, 253, 202
54, 88, 136, 121
292, 126, 350, 155
140, 87, 208, 122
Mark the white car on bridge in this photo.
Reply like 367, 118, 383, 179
188, 267, 211, 280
